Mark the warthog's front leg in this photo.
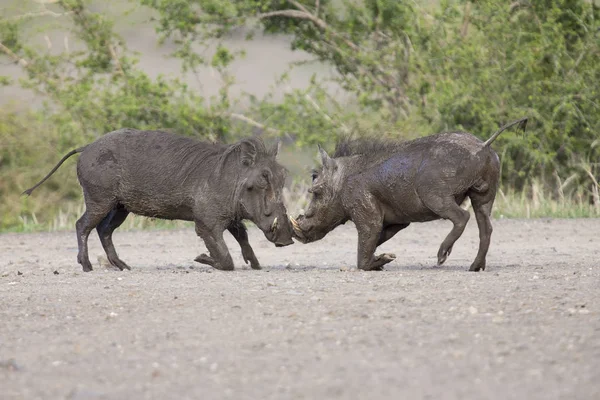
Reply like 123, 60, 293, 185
353, 200, 396, 271
194, 221, 234, 271
356, 223, 396, 271
227, 221, 261, 270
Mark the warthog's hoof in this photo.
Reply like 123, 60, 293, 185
241, 251, 261, 270
359, 253, 396, 271
249, 262, 262, 270
110, 258, 131, 271
195, 253, 215, 267
194, 254, 234, 271
469, 262, 486, 272
78, 255, 93, 272
437, 244, 454, 266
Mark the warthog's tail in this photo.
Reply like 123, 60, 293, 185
21, 146, 87, 196
483, 117, 528, 147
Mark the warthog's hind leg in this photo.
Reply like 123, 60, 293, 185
469, 195, 495, 272
96, 207, 131, 270
76, 200, 115, 272
421, 194, 470, 266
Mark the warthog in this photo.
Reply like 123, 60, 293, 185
23, 129, 295, 272
291, 118, 528, 271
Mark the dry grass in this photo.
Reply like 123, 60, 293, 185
494, 172, 600, 219
7, 173, 599, 234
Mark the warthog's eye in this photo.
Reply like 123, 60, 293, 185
308, 184, 323, 195
311, 173, 317, 182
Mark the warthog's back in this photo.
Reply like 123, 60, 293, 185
346, 132, 500, 224
77, 129, 226, 219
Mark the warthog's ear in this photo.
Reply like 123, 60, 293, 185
239, 140, 258, 166
318, 144, 336, 170
270, 140, 281, 159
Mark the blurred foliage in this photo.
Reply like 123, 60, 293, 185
1, 0, 232, 143
1, 0, 599, 230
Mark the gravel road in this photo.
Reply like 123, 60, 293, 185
1, 218, 599, 400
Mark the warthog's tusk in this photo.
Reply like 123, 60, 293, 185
289, 216, 302, 233
271, 217, 278, 231
289, 216, 307, 243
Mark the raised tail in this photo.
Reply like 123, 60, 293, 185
483, 117, 528, 147
22, 146, 87, 196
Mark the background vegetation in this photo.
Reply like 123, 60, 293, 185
1, 0, 599, 232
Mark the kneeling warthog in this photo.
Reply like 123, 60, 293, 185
23, 129, 294, 272
291, 118, 527, 271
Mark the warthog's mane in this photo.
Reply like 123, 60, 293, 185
332, 136, 407, 159
179, 135, 272, 159
216, 136, 275, 164
134, 130, 277, 181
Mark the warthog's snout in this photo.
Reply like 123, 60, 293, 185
265, 215, 294, 247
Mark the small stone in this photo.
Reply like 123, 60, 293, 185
17, 271, 23, 276
53, 270, 60, 275
0, 358, 20, 371
209, 363, 218, 372
578, 309, 590, 315
469, 306, 478, 315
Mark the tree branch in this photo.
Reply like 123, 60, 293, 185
229, 112, 292, 139
4, 9, 72, 21
0, 41, 29, 67
289, 0, 311, 14
461, 1, 471, 37
107, 44, 125, 76
256, 4, 408, 112
257, 9, 359, 52
302, 92, 350, 133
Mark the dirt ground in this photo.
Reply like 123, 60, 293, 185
1, 218, 599, 400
